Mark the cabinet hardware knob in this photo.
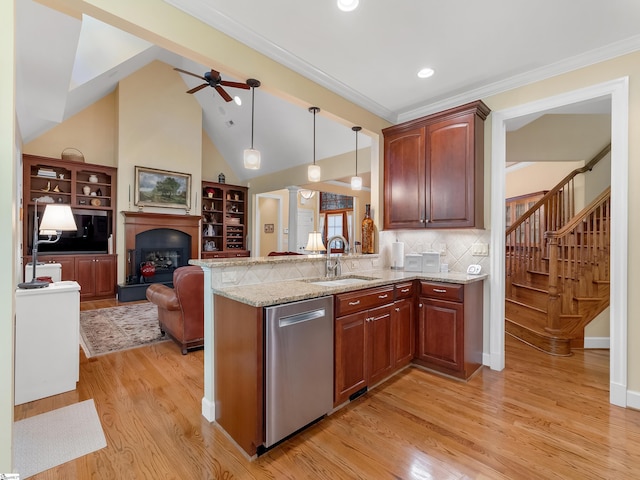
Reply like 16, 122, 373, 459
401, 288, 410, 293
433, 288, 447, 293
420, 218, 425, 223
418, 303, 423, 308
378, 294, 388, 299
395, 307, 400, 312
348, 300, 360, 306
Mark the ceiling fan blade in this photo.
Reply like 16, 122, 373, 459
187, 84, 209, 94
220, 80, 250, 90
173, 67, 206, 81
215, 86, 233, 102
209, 69, 222, 83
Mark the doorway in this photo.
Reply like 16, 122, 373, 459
255, 194, 283, 256
489, 77, 629, 406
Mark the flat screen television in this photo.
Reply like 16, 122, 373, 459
27, 207, 112, 255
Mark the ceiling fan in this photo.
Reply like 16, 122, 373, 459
173, 67, 250, 102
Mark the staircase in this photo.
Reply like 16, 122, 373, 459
505, 144, 611, 355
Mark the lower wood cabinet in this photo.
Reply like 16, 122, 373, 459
392, 282, 415, 370
334, 285, 394, 405
23, 254, 116, 299
416, 280, 483, 379
75, 255, 116, 299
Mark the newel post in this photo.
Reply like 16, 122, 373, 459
545, 233, 561, 333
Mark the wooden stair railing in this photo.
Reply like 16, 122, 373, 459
506, 143, 611, 294
544, 187, 610, 333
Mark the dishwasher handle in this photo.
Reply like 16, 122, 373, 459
279, 308, 326, 328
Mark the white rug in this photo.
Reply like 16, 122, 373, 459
13, 399, 107, 478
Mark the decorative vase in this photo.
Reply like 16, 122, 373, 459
140, 262, 155, 278
361, 204, 374, 254
218, 173, 226, 184
88, 174, 98, 183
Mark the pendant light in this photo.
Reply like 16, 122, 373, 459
243, 78, 261, 169
308, 106, 321, 182
351, 126, 362, 190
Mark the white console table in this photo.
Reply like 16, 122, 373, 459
14, 281, 81, 405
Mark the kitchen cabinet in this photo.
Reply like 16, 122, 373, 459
334, 285, 394, 405
392, 282, 415, 371
201, 181, 250, 258
416, 280, 483, 379
75, 255, 116, 299
383, 101, 490, 230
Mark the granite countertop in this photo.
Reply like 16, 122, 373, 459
210, 269, 488, 307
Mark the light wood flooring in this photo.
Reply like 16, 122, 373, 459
14, 300, 640, 479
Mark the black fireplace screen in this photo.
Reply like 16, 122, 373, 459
127, 228, 191, 284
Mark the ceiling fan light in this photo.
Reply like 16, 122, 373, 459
243, 148, 261, 169
233, 95, 242, 106
417, 67, 435, 79
308, 164, 321, 182
351, 175, 363, 190
337, 0, 359, 12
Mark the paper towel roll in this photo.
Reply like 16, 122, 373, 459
391, 241, 405, 269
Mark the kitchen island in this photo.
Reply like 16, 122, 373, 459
190, 254, 487, 457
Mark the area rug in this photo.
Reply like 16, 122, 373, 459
80, 302, 168, 357
13, 399, 107, 478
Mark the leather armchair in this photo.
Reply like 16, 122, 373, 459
145, 265, 204, 354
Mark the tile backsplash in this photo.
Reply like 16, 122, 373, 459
379, 229, 491, 274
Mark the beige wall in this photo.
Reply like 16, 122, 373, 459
258, 196, 279, 256
0, 0, 15, 471
505, 161, 585, 199
202, 132, 242, 186
24, 92, 117, 166
115, 60, 203, 282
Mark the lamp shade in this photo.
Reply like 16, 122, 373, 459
351, 175, 363, 190
308, 164, 321, 182
39, 204, 77, 232
305, 231, 326, 253
243, 148, 261, 169
299, 189, 316, 200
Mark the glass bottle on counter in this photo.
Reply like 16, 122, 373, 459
361, 204, 374, 254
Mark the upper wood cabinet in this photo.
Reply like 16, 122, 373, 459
383, 101, 490, 229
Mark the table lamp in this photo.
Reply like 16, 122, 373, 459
18, 200, 78, 289
305, 231, 326, 256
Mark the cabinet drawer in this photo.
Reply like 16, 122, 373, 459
394, 282, 414, 300
420, 281, 463, 302
336, 285, 394, 317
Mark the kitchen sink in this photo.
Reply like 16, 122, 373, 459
306, 275, 379, 287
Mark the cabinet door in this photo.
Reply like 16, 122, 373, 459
334, 311, 367, 405
383, 128, 426, 229
94, 255, 116, 297
366, 304, 394, 386
392, 298, 415, 370
417, 297, 464, 374
425, 113, 477, 228
75, 257, 96, 297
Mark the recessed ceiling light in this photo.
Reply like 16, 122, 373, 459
337, 0, 359, 12
234, 96, 242, 106
417, 67, 435, 79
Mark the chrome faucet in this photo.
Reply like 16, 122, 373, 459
326, 234, 348, 277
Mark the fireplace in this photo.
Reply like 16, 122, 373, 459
119, 212, 201, 301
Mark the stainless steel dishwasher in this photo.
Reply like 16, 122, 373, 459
264, 295, 334, 448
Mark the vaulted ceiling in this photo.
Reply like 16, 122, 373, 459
16, 0, 639, 182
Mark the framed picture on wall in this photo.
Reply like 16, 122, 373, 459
134, 166, 192, 210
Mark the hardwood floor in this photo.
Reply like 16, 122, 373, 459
14, 301, 640, 479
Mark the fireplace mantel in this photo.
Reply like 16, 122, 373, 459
121, 211, 201, 260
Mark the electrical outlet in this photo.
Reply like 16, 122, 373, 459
438, 243, 447, 255
471, 243, 489, 256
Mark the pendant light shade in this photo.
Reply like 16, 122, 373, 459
351, 125, 362, 191
308, 106, 321, 182
244, 79, 261, 170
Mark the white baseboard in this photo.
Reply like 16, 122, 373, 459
627, 389, 640, 410
584, 336, 610, 349
201, 397, 215, 422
